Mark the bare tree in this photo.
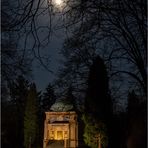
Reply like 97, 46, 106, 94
58, 0, 147, 100
1, 0, 65, 77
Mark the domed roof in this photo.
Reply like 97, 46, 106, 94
50, 98, 74, 112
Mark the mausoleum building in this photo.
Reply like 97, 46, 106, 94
43, 99, 78, 148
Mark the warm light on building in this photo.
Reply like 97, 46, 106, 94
43, 111, 78, 148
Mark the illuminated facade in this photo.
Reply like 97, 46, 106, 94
43, 111, 78, 148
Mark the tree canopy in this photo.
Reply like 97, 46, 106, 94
56, 0, 147, 103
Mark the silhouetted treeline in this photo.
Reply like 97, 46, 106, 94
1, 78, 57, 148
2, 67, 146, 148
81, 57, 147, 148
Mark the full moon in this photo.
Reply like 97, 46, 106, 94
55, 0, 63, 5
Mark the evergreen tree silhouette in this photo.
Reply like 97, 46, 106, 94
85, 56, 112, 121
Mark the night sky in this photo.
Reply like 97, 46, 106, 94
28, 4, 66, 91
32, 30, 64, 91
2, 0, 146, 148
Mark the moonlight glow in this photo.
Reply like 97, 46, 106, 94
55, 0, 63, 6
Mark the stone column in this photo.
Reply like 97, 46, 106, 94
76, 122, 78, 147
43, 113, 48, 148
64, 139, 67, 148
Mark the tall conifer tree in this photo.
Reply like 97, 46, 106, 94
24, 83, 38, 148
83, 56, 112, 148
42, 83, 56, 111
2, 76, 29, 148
